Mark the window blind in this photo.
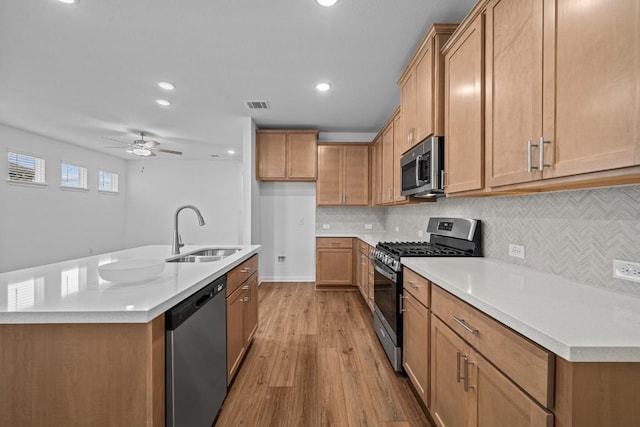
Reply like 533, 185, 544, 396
7, 151, 46, 184
61, 162, 88, 188
98, 170, 119, 192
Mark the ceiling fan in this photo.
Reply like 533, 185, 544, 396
103, 132, 182, 157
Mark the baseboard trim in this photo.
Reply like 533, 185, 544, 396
259, 276, 315, 283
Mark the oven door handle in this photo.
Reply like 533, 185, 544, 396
372, 259, 397, 282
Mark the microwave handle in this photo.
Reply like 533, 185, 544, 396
415, 155, 424, 184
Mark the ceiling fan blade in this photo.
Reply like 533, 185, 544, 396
144, 140, 160, 148
156, 149, 182, 155
148, 151, 157, 157
104, 146, 128, 148
101, 136, 129, 145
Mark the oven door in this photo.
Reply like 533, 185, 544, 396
372, 258, 400, 346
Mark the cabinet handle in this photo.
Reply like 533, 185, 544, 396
399, 295, 406, 313
331, 242, 340, 246
456, 351, 464, 383
240, 268, 250, 273
527, 140, 539, 172
453, 316, 478, 334
463, 357, 475, 392
539, 136, 551, 170
407, 280, 417, 289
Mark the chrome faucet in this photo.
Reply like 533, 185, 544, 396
172, 205, 206, 255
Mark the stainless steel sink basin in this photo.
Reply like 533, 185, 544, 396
167, 248, 241, 263
189, 248, 241, 257
168, 255, 224, 263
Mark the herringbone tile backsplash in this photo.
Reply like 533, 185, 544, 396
385, 185, 640, 297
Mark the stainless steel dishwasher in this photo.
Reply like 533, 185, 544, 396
166, 275, 227, 427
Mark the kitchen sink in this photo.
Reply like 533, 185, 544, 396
167, 248, 241, 263
189, 248, 241, 257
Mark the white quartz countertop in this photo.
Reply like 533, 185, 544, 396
402, 257, 640, 362
0, 244, 260, 324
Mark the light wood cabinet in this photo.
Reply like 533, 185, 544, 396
400, 24, 458, 153
381, 120, 395, 204
443, 8, 485, 195
256, 130, 318, 181
403, 290, 430, 409
393, 111, 408, 204
316, 238, 354, 287
371, 136, 383, 206
356, 240, 374, 311
317, 144, 369, 206
226, 255, 260, 384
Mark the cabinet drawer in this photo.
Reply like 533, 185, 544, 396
432, 285, 554, 407
317, 237, 353, 249
403, 268, 430, 308
357, 239, 370, 254
227, 254, 259, 296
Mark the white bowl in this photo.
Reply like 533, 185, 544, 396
98, 259, 165, 283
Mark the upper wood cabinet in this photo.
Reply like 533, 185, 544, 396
371, 135, 383, 206
256, 130, 318, 181
399, 24, 458, 154
317, 144, 369, 206
381, 119, 395, 204
393, 111, 408, 204
443, 8, 485, 195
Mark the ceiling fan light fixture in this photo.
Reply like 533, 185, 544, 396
316, 82, 331, 92
156, 99, 171, 106
58, 0, 77, 4
317, 0, 337, 6
158, 81, 175, 91
132, 147, 152, 157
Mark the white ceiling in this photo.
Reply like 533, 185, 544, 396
0, 0, 475, 160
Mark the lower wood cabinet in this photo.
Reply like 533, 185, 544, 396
356, 240, 374, 311
402, 291, 430, 408
316, 238, 354, 287
226, 255, 259, 384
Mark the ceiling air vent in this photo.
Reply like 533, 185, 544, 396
244, 100, 270, 110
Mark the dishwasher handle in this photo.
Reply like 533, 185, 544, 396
166, 275, 226, 331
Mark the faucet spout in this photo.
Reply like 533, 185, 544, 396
172, 205, 206, 255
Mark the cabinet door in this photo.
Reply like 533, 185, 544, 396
431, 316, 474, 427
243, 273, 259, 346
343, 145, 369, 206
257, 132, 287, 180
403, 293, 430, 408
287, 133, 317, 180
485, 0, 544, 188
382, 123, 395, 204
393, 112, 408, 203
401, 70, 417, 152
227, 286, 246, 384
317, 145, 344, 205
316, 248, 353, 286
473, 349, 553, 427
444, 14, 485, 195
415, 38, 435, 143
541, 0, 640, 178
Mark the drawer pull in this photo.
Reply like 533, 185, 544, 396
331, 242, 341, 246
453, 316, 478, 334
408, 280, 417, 288
240, 268, 250, 273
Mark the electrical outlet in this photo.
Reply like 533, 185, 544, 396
417, 230, 424, 238
277, 255, 286, 263
322, 224, 330, 230
613, 260, 640, 283
508, 244, 525, 259
364, 224, 373, 230
395, 226, 400, 232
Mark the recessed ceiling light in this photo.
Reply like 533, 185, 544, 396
317, 0, 337, 6
227, 150, 236, 155
316, 82, 331, 92
156, 99, 171, 106
58, 0, 77, 4
158, 81, 175, 90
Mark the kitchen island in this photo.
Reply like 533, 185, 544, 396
0, 244, 260, 427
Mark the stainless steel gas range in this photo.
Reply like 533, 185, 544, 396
371, 217, 482, 371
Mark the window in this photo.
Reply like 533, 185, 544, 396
98, 170, 119, 192
7, 151, 46, 184
61, 162, 88, 189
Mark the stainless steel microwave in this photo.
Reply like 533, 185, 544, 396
400, 136, 444, 197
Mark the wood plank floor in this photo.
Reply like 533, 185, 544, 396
215, 282, 432, 427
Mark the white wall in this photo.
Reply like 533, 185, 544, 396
0, 124, 127, 272
124, 159, 243, 248
259, 183, 316, 282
